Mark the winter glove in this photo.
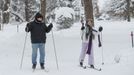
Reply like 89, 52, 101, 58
25, 27, 29, 32
81, 26, 85, 30
98, 26, 103, 32
49, 23, 53, 28
25, 23, 30, 32
46, 23, 53, 33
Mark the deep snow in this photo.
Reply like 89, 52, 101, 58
0, 20, 134, 75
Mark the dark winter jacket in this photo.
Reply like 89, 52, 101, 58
25, 13, 53, 43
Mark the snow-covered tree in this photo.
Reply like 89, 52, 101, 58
55, 7, 75, 30
131, 0, 134, 17
10, 0, 25, 22
46, 0, 57, 13
25, 0, 37, 22
93, 0, 100, 18
3, 0, 10, 24
58, 0, 72, 7
0, 0, 4, 30
46, 0, 58, 21
57, 0, 82, 22
102, 0, 127, 20
72, 0, 81, 22
10, 0, 37, 22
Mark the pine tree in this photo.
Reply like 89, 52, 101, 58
46, 0, 57, 13
126, 0, 130, 22
0, 0, 4, 30
11, 0, 25, 22
93, 0, 100, 18
103, 0, 127, 20
25, 0, 37, 22
46, 0, 57, 20
3, 0, 10, 24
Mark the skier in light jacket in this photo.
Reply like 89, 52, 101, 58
79, 19, 102, 68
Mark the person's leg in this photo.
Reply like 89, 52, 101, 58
79, 42, 88, 66
88, 46, 94, 68
32, 43, 38, 69
39, 43, 45, 69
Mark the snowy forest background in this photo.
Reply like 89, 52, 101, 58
0, 0, 134, 30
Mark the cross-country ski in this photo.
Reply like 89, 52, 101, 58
32, 68, 49, 73
83, 66, 101, 71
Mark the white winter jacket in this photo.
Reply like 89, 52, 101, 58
81, 27, 99, 43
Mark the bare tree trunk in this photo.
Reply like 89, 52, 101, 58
81, 0, 84, 7
3, 0, 10, 24
0, 0, 4, 30
126, 0, 130, 22
25, 0, 29, 22
40, 0, 46, 21
25, 0, 36, 22
83, 0, 94, 26
0, 10, 2, 30
132, 2, 134, 17
0, 10, 1, 30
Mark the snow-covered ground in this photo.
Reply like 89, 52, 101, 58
0, 21, 134, 75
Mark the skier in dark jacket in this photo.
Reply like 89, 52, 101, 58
25, 12, 53, 69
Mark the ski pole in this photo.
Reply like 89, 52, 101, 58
131, 31, 134, 48
98, 26, 104, 65
51, 30, 59, 70
20, 32, 28, 69
49, 18, 59, 70
101, 31, 104, 65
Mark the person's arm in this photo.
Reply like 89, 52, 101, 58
92, 27, 102, 47
45, 23, 53, 33
92, 27, 98, 35
92, 29, 97, 32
